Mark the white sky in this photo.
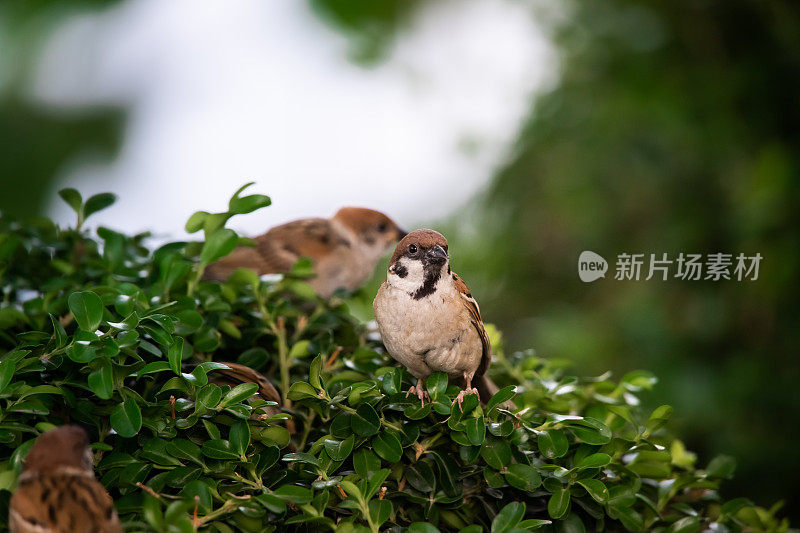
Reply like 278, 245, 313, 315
33, 0, 555, 239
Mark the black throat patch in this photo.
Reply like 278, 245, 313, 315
392, 263, 408, 278
412, 262, 443, 300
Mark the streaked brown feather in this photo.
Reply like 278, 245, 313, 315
451, 272, 491, 377
10, 474, 121, 533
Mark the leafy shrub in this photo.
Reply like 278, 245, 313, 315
0, 186, 789, 532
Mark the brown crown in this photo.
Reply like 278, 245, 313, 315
23, 425, 91, 473
332, 207, 402, 236
389, 229, 448, 264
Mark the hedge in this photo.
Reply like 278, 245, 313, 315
0, 185, 788, 532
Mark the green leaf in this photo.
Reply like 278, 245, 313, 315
351, 403, 381, 436
229, 187, 271, 215
110, 398, 142, 438
428, 450, 460, 496
405, 461, 435, 492
282, 452, 319, 466
219, 382, 258, 407
372, 430, 402, 462
84, 192, 117, 218
568, 418, 612, 445
409, 524, 441, 533
465, 417, 486, 445
518, 519, 551, 529
368, 499, 392, 526
168, 337, 184, 375
273, 485, 313, 504
538, 429, 569, 459
309, 354, 323, 390
706, 454, 737, 479
166, 439, 204, 466
353, 448, 381, 479
185, 211, 208, 233
49, 314, 68, 348
646, 404, 673, 435
88, 358, 114, 400
230, 421, 251, 456
548, 488, 570, 519
577, 478, 609, 502
200, 228, 239, 265
68, 291, 104, 332
366, 468, 390, 500
486, 385, 516, 413
480, 437, 511, 469
491, 501, 525, 533
576, 453, 611, 469
0, 358, 15, 394
404, 403, 432, 420
288, 340, 311, 358
181, 480, 212, 513
196, 384, 223, 410
381, 368, 402, 395
324, 435, 354, 462
504, 463, 542, 492
621, 370, 658, 391
201, 439, 239, 460
425, 372, 448, 400
287, 382, 318, 401
59, 188, 83, 213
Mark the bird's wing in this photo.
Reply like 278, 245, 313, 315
253, 218, 348, 273
204, 218, 347, 280
10, 475, 122, 533
451, 272, 491, 376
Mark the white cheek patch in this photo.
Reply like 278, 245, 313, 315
388, 258, 425, 293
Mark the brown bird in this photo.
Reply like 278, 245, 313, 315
9, 425, 122, 533
205, 207, 406, 298
373, 229, 501, 408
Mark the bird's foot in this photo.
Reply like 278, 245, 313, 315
405, 386, 430, 406
451, 387, 479, 412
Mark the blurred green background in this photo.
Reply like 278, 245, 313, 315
2, 0, 799, 521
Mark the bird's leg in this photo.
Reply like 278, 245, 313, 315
405, 378, 430, 406
452, 372, 480, 411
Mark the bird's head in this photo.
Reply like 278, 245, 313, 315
22, 425, 93, 475
387, 229, 449, 298
333, 207, 406, 258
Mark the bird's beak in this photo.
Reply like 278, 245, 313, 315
425, 244, 448, 265
397, 228, 408, 240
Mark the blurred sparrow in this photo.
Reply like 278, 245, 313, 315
373, 229, 500, 408
205, 207, 406, 298
9, 425, 122, 533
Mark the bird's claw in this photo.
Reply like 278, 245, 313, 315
451, 387, 479, 412
405, 386, 430, 406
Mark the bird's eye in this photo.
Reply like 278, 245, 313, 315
408, 244, 418, 255
377, 222, 387, 232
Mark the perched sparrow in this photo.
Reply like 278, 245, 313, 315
9, 425, 122, 533
205, 207, 406, 298
211, 362, 282, 417
374, 229, 498, 408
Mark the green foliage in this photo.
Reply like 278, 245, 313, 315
0, 187, 789, 532
440, 0, 800, 519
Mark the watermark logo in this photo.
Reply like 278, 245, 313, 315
578, 252, 762, 282
578, 251, 608, 282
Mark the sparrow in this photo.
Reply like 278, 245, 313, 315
204, 207, 406, 298
9, 425, 122, 533
373, 229, 497, 408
